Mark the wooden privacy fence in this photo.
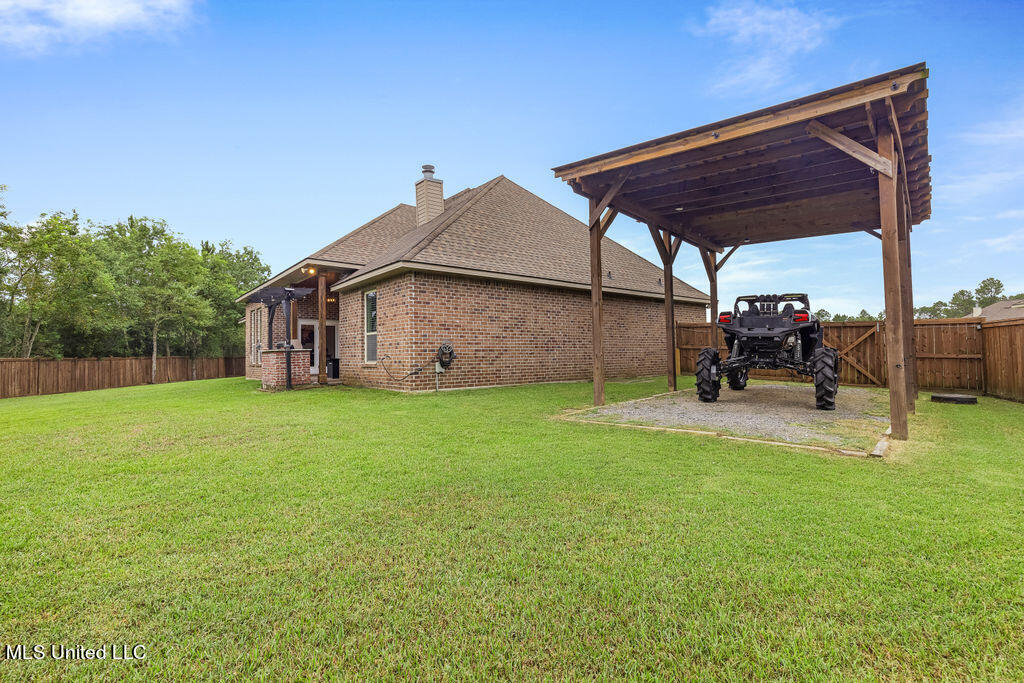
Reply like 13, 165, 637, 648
676, 317, 1024, 402
0, 356, 245, 399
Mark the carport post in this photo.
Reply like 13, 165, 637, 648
877, 119, 909, 440
897, 192, 917, 411
648, 225, 682, 392
700, 249, 719, 350
589, 197, 605, 406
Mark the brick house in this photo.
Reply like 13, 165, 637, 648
239, 167, 707, 391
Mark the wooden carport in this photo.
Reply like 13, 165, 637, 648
553, 63, 930, 439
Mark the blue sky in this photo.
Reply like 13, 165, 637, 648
2, 0, 1023, 315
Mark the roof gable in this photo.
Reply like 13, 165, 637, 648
342, 176, 705, 300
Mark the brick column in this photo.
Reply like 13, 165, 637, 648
260, 348, 313, 390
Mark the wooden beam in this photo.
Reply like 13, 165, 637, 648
864, 102, 877, 141
589, 198, 605, 406
592, 110, 875, 190
648, 225, 678, 392
651, 166, 873, 215
673, 175, 875, 220
886, 96, 914, 224
716, 245, 740, 272
317, 273, 327, 385
806, 120, 893, 177
897, 187, 917, 412
669, 235, 683, 260
598, 208, 618, 238
554, 68, 926, 180
648, 224, 670, 262
877, 119, 909, 440
865, 229, 882, 239
628, 152, 865, 206
606, 193, 723, 252
699, 249, 719, 349
589, 172, 629, 225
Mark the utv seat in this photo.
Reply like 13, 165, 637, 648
781, 303, 795, 317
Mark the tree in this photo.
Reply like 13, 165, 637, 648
915, 301, 947, 319
975, 278, 1005, 308
100, 217, 212, 383
947, 289, 976, 318
815, 309, 832, 322
0, 210, 117, 357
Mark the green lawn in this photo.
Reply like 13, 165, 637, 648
1, 377, 1022, 679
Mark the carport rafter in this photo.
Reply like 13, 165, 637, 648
554, 63, 930, 440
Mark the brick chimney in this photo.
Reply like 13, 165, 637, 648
415, 164, 444, 226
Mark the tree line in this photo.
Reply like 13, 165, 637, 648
812, 278, 1021, 323
0, 186, 270, 381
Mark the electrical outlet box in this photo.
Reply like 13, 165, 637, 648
435, 362, 444, 374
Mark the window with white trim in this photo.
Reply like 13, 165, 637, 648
364, 290, 377, 363
249, 307, 263, 365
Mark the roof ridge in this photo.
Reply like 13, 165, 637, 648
402, 176, 505, 262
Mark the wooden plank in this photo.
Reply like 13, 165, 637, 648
555, 68, 926, 179
589, 172, 629, 225
716, 245, 740, 272
806, 120, 894, 177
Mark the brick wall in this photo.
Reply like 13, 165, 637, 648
260, 348, 313, 390
339, 271, 704, 392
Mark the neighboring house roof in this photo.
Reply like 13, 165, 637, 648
242, 175, 708, 304
980, 299, 1024, 322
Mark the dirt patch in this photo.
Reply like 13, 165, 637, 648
578, 383, 889, 452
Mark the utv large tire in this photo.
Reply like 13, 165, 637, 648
726, 368, 748, 391
812, 346, 838, 410
696, 347, 721, 403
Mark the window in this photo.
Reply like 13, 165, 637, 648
364, 290, 378, 363
249, 307, 264, 365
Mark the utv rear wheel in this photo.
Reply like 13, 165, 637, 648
812, 347, 838, 410
696, 347, 721, 402
726, 368, 748, 390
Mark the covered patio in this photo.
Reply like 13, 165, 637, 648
553, 63, 930, 439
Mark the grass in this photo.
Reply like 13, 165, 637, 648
1, 376, 1023, 679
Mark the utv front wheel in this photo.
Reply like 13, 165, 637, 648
727, 368, 748, 391
812, 347, 838, 410
696, 347, 721, 402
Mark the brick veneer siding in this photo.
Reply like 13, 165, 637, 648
260, 348, 313, 390
335, 271, 704, 392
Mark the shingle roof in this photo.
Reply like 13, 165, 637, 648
334, 176, 707, 301
980, 299, 1024, 322
310, 204, 417, 265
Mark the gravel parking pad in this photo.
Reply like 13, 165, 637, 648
579, 383, 889, 450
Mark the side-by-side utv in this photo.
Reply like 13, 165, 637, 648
696, 293, 839, 410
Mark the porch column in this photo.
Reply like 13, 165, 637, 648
877, 118, 909, 440
589, 197, 605, 406
649, 225, 682, 391
700, 249, 718, 349
317, 273, 327, 385
897, 192, 917, 410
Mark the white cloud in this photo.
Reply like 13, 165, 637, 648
937, 170, 1024, 205
960, 116, 1024, 145
996, 209, 1024, 220
691, 1, 842, 93
0, 0, 195, 53
980, 228, 1024, 253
